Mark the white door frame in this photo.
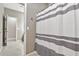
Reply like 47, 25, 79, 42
23, 3, 27, 55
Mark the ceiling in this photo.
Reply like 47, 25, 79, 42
4, 3, 25, 13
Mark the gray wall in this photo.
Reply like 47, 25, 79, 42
26, 3, 48, 54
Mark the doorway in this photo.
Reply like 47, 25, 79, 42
3, 16, 17, 46
7, 16, 16, 42
1, 15, 23, 56
0, 3, 25, 56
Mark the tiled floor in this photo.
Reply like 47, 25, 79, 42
27, 51, 39, 56
0, 40, 24, 56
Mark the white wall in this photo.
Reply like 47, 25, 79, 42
7, 16, 16, 41
0, 4, 4, 51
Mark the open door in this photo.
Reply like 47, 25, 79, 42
3, 16, 7, 46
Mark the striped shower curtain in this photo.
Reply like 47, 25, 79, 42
35, 3, 79, 56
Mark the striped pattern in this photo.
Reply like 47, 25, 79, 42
36, 38, 76, 56
37, 3, 68, 17
48, 3, 55, 6
36, 34, 79, 55
36, 3, 79, 22
35, 43, 64, 56
36, 34, 79, 51
36, 3, 79, 56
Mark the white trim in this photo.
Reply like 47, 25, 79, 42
23, 3, 27, 55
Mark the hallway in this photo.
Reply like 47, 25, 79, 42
0, 3, 25, 56
0, 40, 24, 56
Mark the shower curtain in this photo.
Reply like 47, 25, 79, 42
35, 3, 79, 56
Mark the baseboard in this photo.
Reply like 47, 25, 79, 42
7, 38, 16, 41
